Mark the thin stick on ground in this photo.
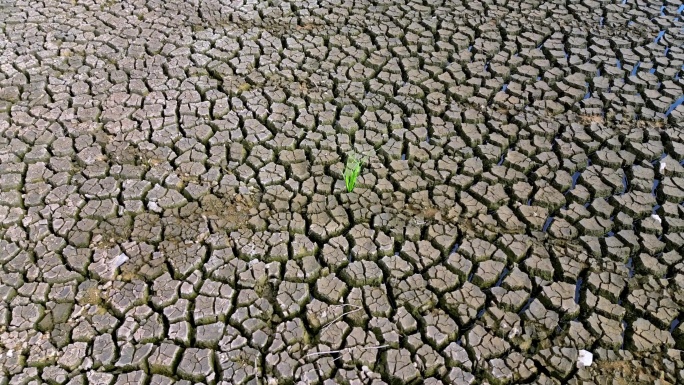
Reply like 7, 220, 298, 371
254, 355, 260, 385
305, 345, 391, 358
319, 306, 363, 333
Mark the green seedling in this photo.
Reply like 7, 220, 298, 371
344, 152, 364, 192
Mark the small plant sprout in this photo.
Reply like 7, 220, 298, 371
344, 152, 365, 192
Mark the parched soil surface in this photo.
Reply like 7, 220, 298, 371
1, 0, 684, 384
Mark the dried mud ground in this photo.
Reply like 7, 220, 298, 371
1, 0, 684, 384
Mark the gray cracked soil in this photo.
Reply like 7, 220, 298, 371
1, 0, 684, 384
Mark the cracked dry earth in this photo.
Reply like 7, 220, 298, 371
2, 0, 684, 385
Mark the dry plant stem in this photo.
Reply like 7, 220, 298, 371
305, 345, 391, 358
319, 307, 363, 333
